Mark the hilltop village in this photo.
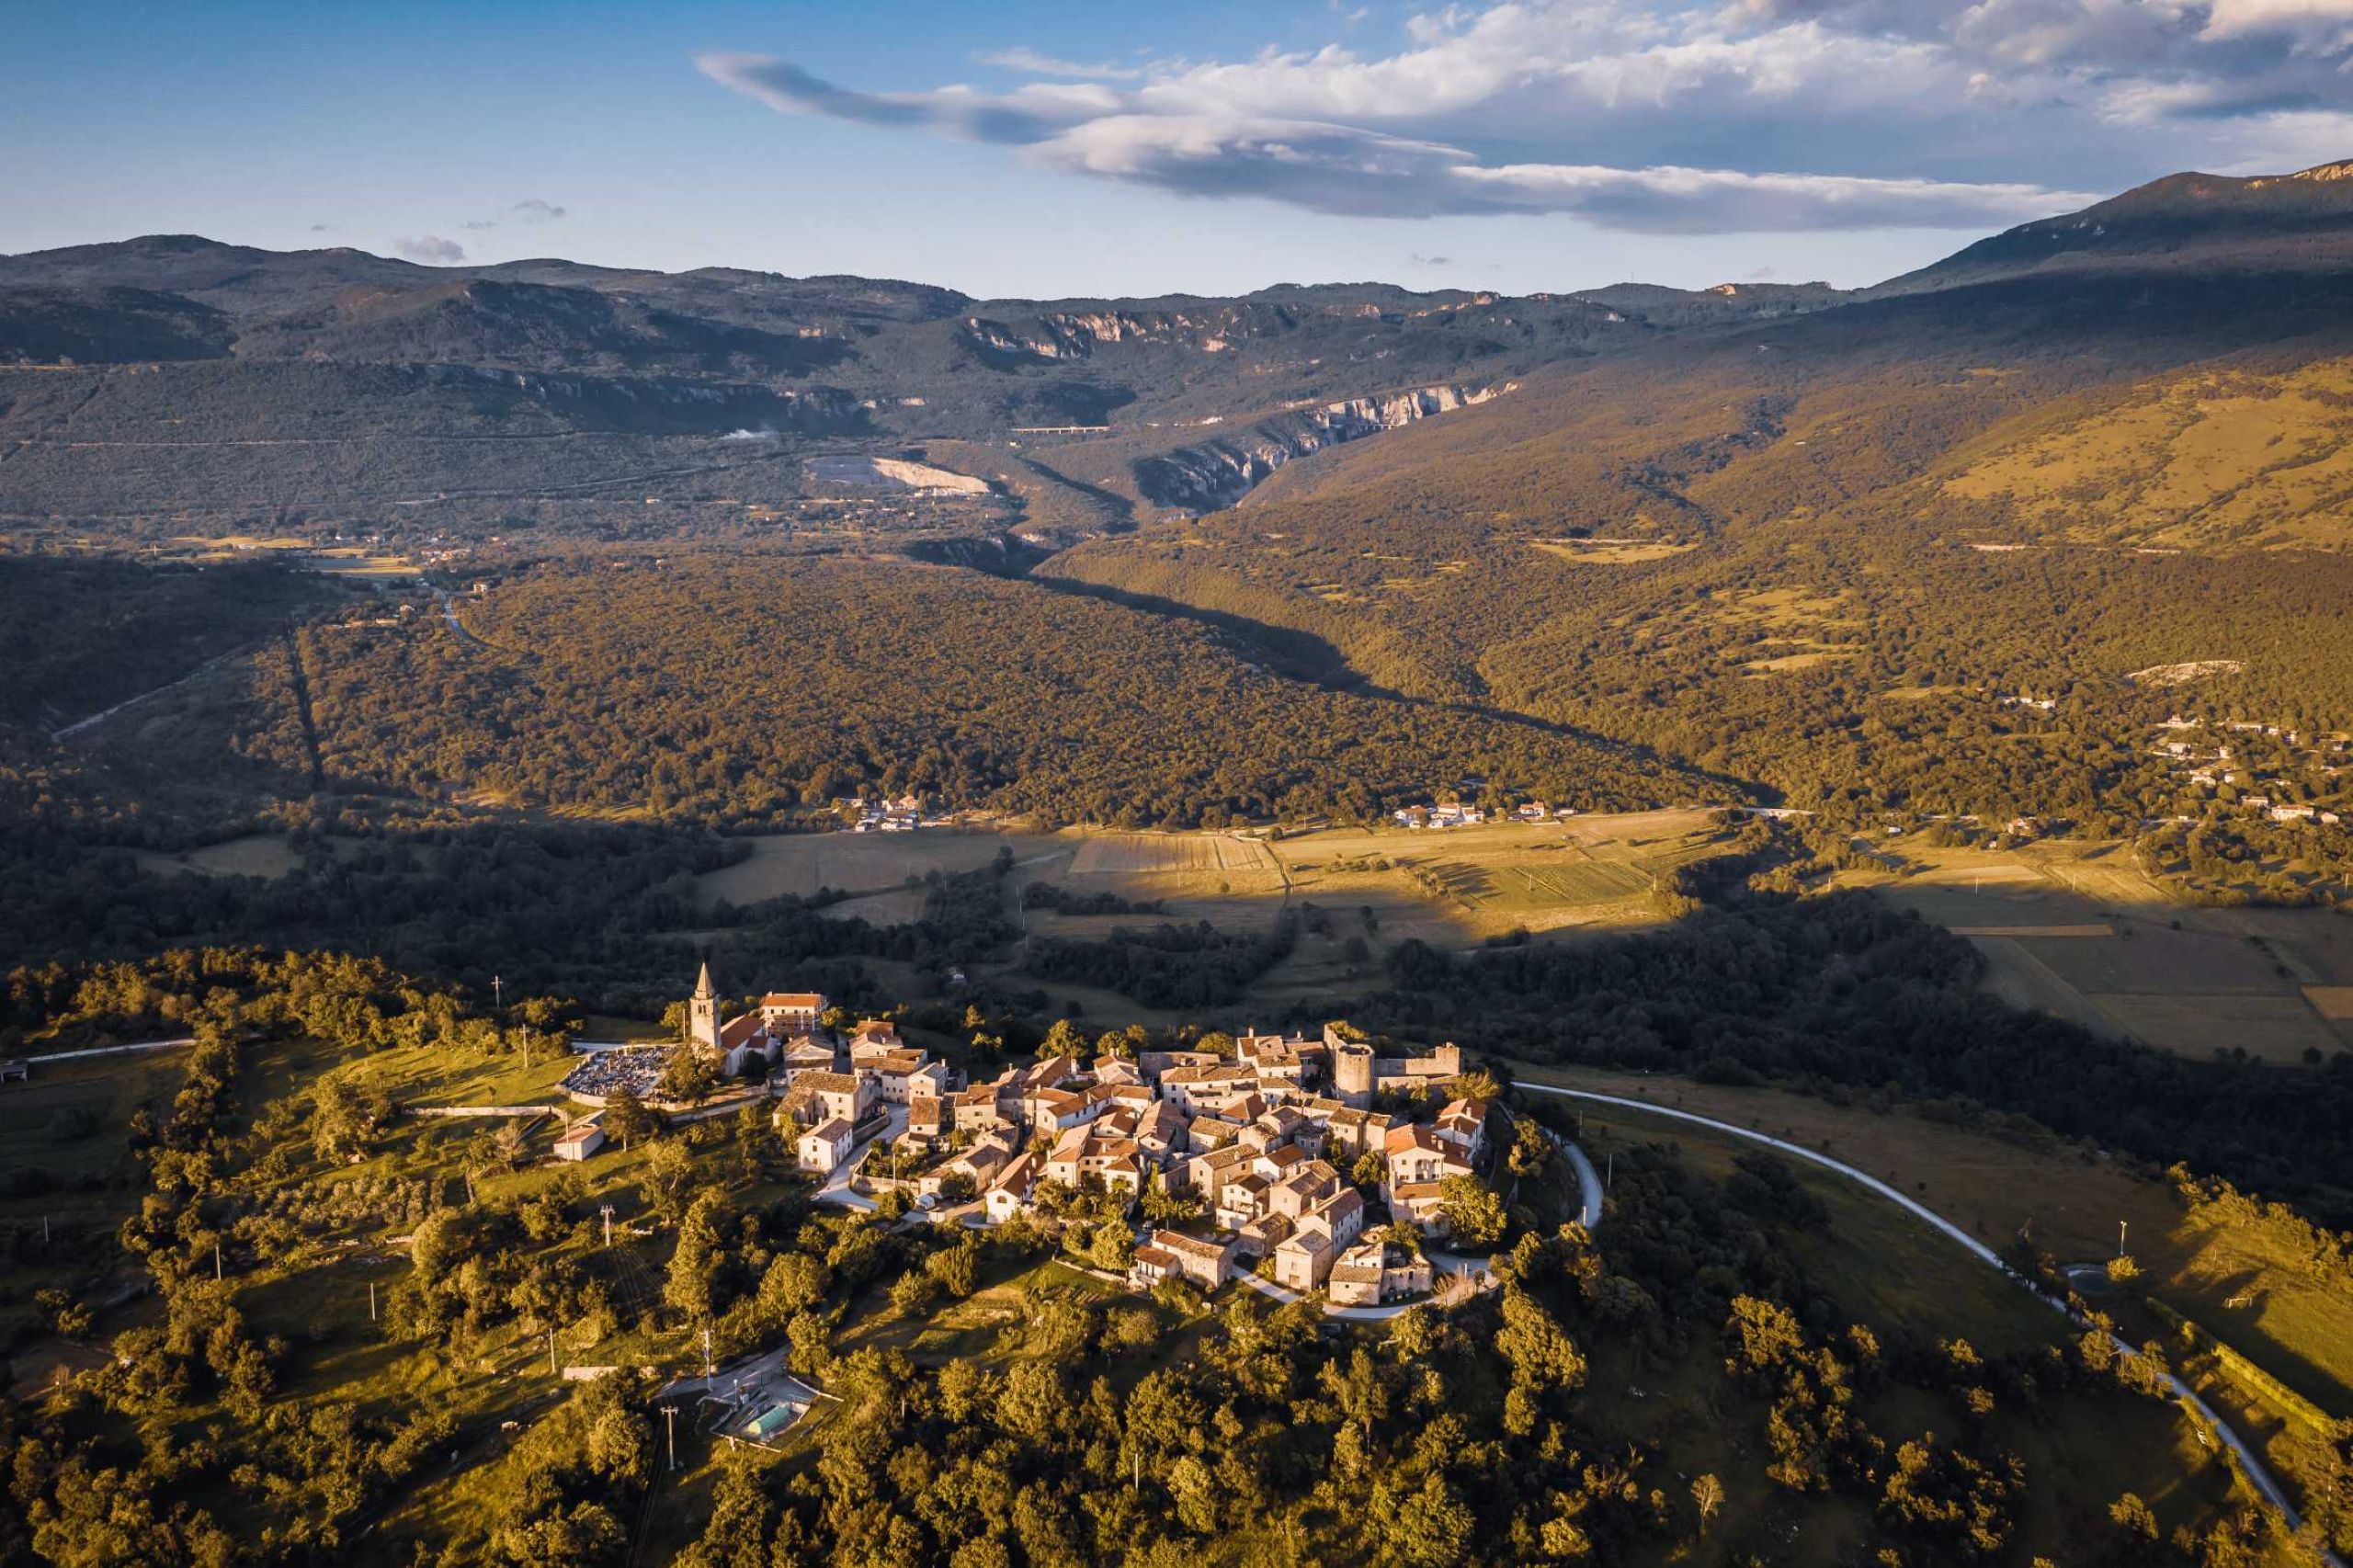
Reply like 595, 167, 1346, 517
559, 966, 1507, 1308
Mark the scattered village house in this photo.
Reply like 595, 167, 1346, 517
1130, 1229, 1234, 1291
797, 1118, 856, 1176
1326, 1238, 1434, 1307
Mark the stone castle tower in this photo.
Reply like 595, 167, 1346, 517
688, 960, 722, 1054
1327, 1022, 1375, 1109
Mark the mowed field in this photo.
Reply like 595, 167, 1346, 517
1030, 809, 1722, 952
1271, 810, 1720, 942
987, 811, 1732, 1018
1854, 840, 2353, 1064
689, 828, 1065, 910
131, 832, 303, 881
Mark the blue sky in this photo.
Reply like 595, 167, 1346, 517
8, 0, 2353, 298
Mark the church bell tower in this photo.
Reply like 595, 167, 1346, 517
688, 960, 721, 1054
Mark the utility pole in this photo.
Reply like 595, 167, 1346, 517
1606, 1153, 1614, 1191
703, 1324, 715, 1381
2118, 1219, 2129, 1258
600, 1204, 614, 1248
493, 974, 504, 1016
214, 1242, 222, 1281
664, 1404, 678, 1472
369, 1280, 377, 1323
548, 1330, 557, 1377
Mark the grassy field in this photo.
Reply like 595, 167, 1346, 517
1266, 809, 1722, 943
319, 1035, 583, 1111
1510, 1062, 2353, 1422
130, 831, 303, 881
690, 812, 1733, 1013
0, 1046, 192, 1364
1528, 537, 1698, 565
166, 533, 422, 577
987, 811, 1733, 1022
688, 826, 1063, 910
1850, 838, 2353, 1063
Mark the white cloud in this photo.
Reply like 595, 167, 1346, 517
698, 0, 2353, 233
1458, 161, 2097, 231
459, 198, 570, 234
982, 46, 1146, 80
393, 235, 466, 265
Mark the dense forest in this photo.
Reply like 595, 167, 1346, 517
199, 552, 1702, 830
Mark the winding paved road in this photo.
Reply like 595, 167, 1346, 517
1514, 1082, 2342, 1566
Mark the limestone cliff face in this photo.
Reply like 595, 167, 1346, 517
959, 304, 1302, 362
1133, 382, 1508, 512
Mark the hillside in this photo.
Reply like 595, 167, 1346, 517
0, 946, 2325, 1566
1879, 159, 2353, 294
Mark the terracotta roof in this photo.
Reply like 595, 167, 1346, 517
1165, 1062, 1256, 1084
803, 1117, 853, 1142
1314, 1188, 1364, 1225
1153, 1230, 1231, 1262
987, 1151, 1039, 1196
1133, 1245, 1177, 1271
797, 1071, 859, 1095
719, 1015, 766, 1050
762, 993, 826, 1009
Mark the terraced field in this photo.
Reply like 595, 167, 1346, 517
1859, 841, 2353, 1064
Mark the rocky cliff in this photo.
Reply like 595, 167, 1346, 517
1132, 383, 1507, 512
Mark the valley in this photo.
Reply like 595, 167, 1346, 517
12, 157, 2353, 1568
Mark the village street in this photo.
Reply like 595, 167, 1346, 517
813, 1103, 907, 1213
